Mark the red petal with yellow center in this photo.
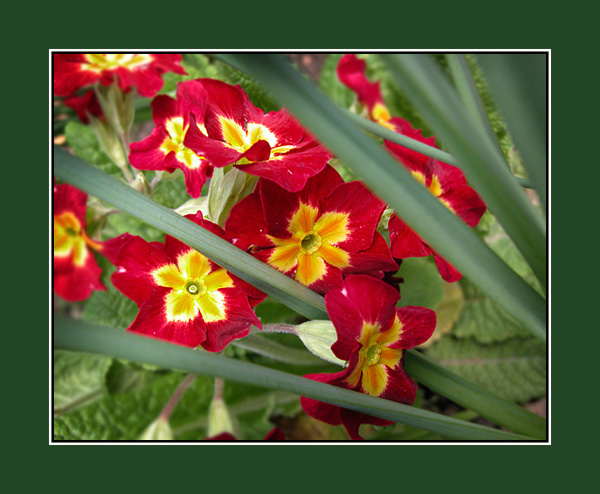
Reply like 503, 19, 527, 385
326, 275, 400, 361
386, 306, 437, 350
438, 185, 486, 227
129, 94, 211, 198
301, 369, 393, 440
110, 236, 172, 307
344, 232, 399, 277
54, 253, 105, 302
337, 54, 387, 116
181, 79, 330, 192
53, 54, 185, 98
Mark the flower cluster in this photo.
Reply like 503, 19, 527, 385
338, 54, 486, 281
54, 53, 489, 440
129, 78, 332, 197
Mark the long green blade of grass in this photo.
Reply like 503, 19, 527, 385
344, 109, 532, 189
477, 54, 547, 213
380, 54, 547, 288
216, 54, 546, 340
228, 331, 546, 438
54, 146, 328, 321
445, 54, 501, 153
53, 316, 532, 441
404, 350, 546, 439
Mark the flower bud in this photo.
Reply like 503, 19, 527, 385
295, 320, 345, 366
139, 417, 173, 440
130, 172, 151, 195
207, 396, 242, 438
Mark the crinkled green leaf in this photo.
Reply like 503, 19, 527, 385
82, 261, 138, 330
54, 369, 299, 441
64, 122, 122, 178
425, 336, 546, 403
54, 350, 112, 415
453, 278, 530, 342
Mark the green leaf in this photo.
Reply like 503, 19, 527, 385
64, 122, 122, 178
396, 257, 444, 310
53, 350, 112, 415
425, 336, 546, 403
151, 171, 193, 209
453, 279, 530, 343
82, 280, 138, 330
54, 367, 299, 441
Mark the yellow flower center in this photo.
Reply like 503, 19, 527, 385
152, 250, 234, 323
411, 171, 443, 197
345, 318, 405, 397
83, 54, 153, 72
267, 203, 351, 286
160, 117, 207, 169
54, 212, 101, 266
217, 116, 294, 164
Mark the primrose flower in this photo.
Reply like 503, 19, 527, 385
53, 182, 106, 301
53, 53, 186, 98
385, 118, 486, 282
182, 78, 332, 192
225, 166, 398, 294
337, 54, 396, 129
301, 275, 436, 440
109, 212, 260, 351
129, 82, 212, 198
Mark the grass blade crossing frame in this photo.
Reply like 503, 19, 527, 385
54, 316, 532, 441
54, 146, 328, 321
216, 54, 546, 340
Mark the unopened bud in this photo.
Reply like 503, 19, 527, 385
130, 172, 151, 195
139, 417, 173, 440
295, 320, 345, 366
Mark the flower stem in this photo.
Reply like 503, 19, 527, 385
159, 373, 196, 421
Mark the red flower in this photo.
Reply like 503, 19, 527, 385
109, 212, 261, 351
129, 82, 212, 198
385, 119, 486, 282
64, 89, 104, 123
53, 182, 106, 301
225, 166, 398, 294
338, 54, 486, 282
337, 54, 396, 129
182, 78, 332, 192
53, 53, 186, 98
301, 275, 436, 440
206, 428, 285, 441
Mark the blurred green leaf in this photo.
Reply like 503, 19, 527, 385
64, 121, 122, 178
54, 350, 111, 415
396, 258, 444, 310
425, 336, 546, 403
